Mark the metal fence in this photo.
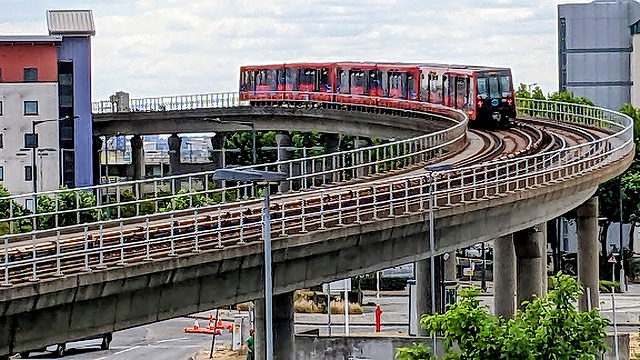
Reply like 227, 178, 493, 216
92, 92, 240, 113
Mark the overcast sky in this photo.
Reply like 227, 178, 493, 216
0, 0, 589, 101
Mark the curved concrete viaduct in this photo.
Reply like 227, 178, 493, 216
0, 98, 633, 357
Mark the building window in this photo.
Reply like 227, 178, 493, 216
632, 21, 640, 35
0, 101, 2, 115
0, 69, 2, 82
25, 198, 34, 212
24, 68, 37, 82
24, 101, 38, 115
0, 166, 3, 181
0, 134, 4, 149
24, 165, 32, 181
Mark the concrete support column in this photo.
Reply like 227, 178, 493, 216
92, 136, 103, 185
577, 197, 600, 311
275, 132, 291, 193
210, 132, 226, 169
254, 299, 266, 360
514, 223, 547, 307
443, 251, 456, 283
167, 133, 182, 175
494, 234, 516, 318
130, 134, 145, 180
354, 137, 370, 177
273, 292, 294, 360
415, 256, 444, 335
321, 133, 340, 184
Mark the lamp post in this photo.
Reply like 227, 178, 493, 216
526, 82, 538, 93
205, 117, 257, 165
213, 168, 287, 360
424, 163, 454, 357
26, 115, 77, 194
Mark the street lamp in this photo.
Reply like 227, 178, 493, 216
526, 82, 538, 93
25, 115, 78, 194
424, 163, 454, 357
205, 117, 257, 165
213, 168, 287, 360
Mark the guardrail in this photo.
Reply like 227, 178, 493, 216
3, 100, 467, 233
92, 92, 240, 113
1, 98, 633, 285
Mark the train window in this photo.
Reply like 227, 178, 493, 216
339, 70, 349, 94
408, 74, 415, 99
388, 72, 407, 98
476, 78, 488, 99
499, 76, 511, 97
240, 71, 252, 92
456, 77, 471, 110
319, 68, 331, 92
370, 71, 381, 90
420, 73, 428, 102
350, 70, 366, 95
488, 77, 500, 99
299, 69, 315, 91
256, 70, 276, 90
429, 73, 441, 104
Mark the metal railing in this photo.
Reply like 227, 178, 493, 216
3, 100, 467, 233
92, 92, 240, 113
1, 97, 633, 285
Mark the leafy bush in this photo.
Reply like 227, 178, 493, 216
397, 274, 608, 359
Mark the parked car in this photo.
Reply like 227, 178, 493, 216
19, 333, 112, 358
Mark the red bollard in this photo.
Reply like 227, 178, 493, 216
374, 305, 382, 332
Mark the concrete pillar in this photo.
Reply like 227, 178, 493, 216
92, 136, 103, 185
254, 299, 266, 360
494, 234, 516, 318
321, 133, 340, 184
514, 223, 547, 307
577, 197, 600, 311
210, 132, 226, 169
354, 137, 370, 177
273, 292, 294, 360
275, 132, 291, 193
415, 256, 444, 336
167, 133, 181, 175
130, 134, 145, 180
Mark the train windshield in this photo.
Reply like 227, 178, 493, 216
488, 77, 500, 99
499, 76, 512, 97
476, 78, 488, 99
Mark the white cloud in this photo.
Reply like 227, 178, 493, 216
0, 0, 598, 100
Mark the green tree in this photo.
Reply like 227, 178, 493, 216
397, 274, 608, 360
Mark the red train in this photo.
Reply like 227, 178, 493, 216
239, 62, 516, 127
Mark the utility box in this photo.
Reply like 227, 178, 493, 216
233, 314, 250, 350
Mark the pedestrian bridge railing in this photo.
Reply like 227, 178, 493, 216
1, 99, 633, 285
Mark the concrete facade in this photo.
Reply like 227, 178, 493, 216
558, 0, 640, 110
632, 35, 640, 107
0, 83, 60, 198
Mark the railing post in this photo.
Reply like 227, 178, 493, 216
98, 223, 105, 269
300, 199, 308, 233
118, 221, 125, 265
193, 209, 200, 252
83, 226, 90, 271
372, 186, 379, 219
170, 213, 176, 255
238, 210, 245, 243
281, 201, 287, 236
29, 233, 38, 281
319, 193, 326, 229
145, 217, 151, 260
55, 230, 62, 276
3, 235, 10, 286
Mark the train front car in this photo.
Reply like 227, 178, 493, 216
473, 68, 516, 128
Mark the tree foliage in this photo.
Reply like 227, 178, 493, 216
397, 274, 608, 360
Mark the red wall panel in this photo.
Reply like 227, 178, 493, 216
0, 43, 58, 82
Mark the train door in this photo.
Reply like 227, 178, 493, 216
428, 72, 442, 104
454, 76, 471, 111
239, 69, 254, 100
255, 69, 277, 99
443, 74, 452, 107
369, 70, 382, 97
314, 67, 333, 101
